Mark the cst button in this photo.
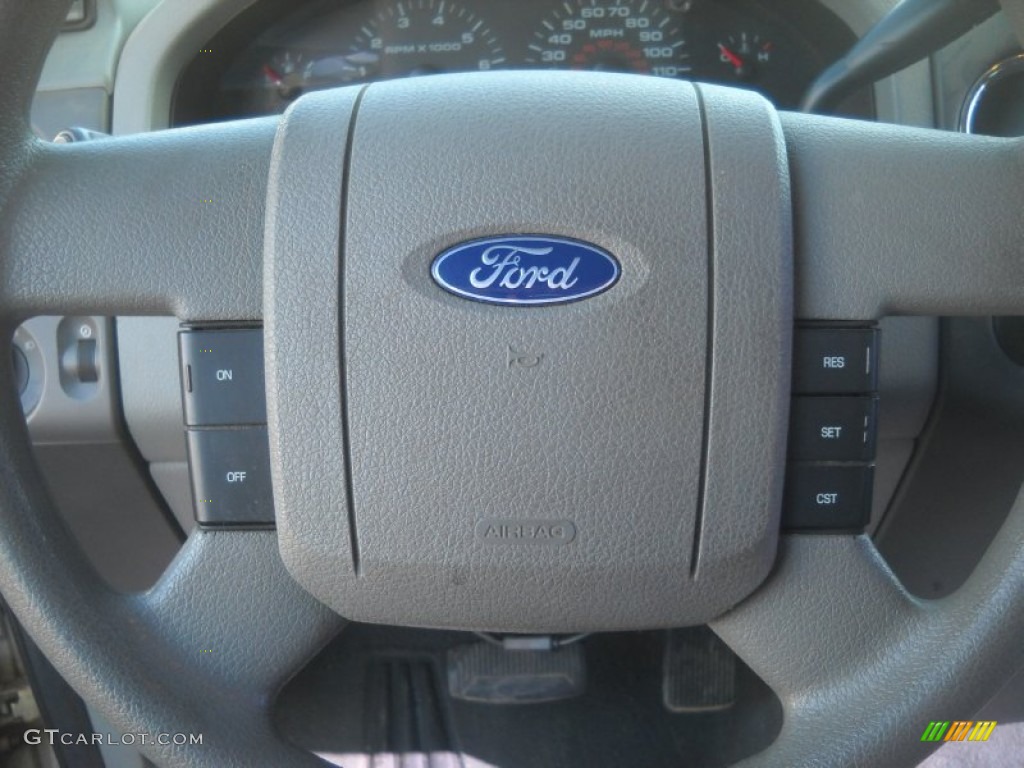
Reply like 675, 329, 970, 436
782, 464, 873, 531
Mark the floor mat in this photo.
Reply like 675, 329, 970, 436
275, 625, 781, 768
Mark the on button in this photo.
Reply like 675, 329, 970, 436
179, 329, 266, 426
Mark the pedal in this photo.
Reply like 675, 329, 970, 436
662, 626, 736, 712
447, 639, 586, 704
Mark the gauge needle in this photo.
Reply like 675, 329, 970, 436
262, 64, 283, 85
718, 43, 744, 70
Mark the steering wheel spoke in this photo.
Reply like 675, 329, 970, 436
0, 350, 338, 763
702, 114, 1024, 766
782, 111, 1024, 320
0, 120, 274, 323
713, 483, 1024, 767
129, 530, 342, 764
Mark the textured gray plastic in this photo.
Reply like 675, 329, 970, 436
694, 84, 791, 587
0, 115, 277, 322
117, 317, 187, 462
344, 72, 707, 630
783, 111, 1024, 319
265, 73, 788, 631
712, 493, 1024, 767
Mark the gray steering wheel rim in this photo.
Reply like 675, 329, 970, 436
2, 1, 1024, 766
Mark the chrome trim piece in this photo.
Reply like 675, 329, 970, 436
959, 52, 1024, 134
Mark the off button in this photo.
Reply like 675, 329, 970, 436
187, 426, 274, 525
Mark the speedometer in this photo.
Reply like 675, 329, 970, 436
526, 0, 689, 78
346, 0, 505, 81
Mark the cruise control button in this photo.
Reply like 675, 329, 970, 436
188, 426, 274, 525
789, 396, 878, 461
793, 328, 878, 394
782, 464, 873, 531
179, 329, 266, 426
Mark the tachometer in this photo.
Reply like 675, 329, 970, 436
346, 0, 505, 81
526, 0, 689, 78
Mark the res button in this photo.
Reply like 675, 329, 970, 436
793, 328, 879, 394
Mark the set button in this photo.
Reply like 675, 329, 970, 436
789, 396, 877, 462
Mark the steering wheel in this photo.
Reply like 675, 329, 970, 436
3, 1, 1024, 766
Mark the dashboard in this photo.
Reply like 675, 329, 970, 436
172, 0, 873, 125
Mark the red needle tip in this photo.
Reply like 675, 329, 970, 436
717, 43, 743, 70
262, 64, 283, 85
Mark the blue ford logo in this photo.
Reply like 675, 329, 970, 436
430, 235, 620, 306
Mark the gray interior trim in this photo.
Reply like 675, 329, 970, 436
33, 442, 181, 591
31, 87, 108, 139
0, 116, 278, 323
36, 0, 135, 93
876, 317, 939, 442
867, 316, 940, 532
712, 488, 1024, 767
877, 317, 1024, 599
149, 461, 194, 534
117, 316, 193, 531
112, 0, 257, 135
117, 316, 186, 462
85, 707, 147, 768
692, 83, 791, 592
783, 111, 1024, 319
263, 86, 357, 632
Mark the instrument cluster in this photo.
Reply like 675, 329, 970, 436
173, 0, 871, 124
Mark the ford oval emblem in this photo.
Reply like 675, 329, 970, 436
430, 235, 620, 306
